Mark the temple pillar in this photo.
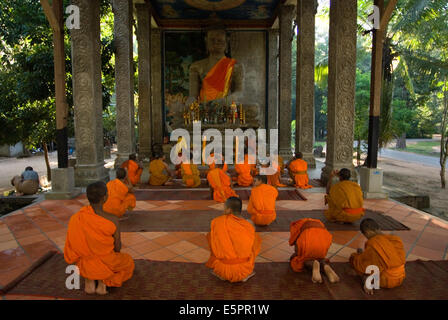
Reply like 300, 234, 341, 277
267, 29, 279, 142
71, 0, 108, 187
321, 0, 358, 184
113, 0, 135, 167
278, 5, 295, 160
136, 3, 152, 159
151, 29, 163, 145
295, 0, 316, 168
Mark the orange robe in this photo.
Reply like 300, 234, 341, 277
64, 206, 134, 287
207, 168, 237, 203
181, 163, 201, 188
206, 214, 261, 282
247, 183, 278, 226
103, 179, 136, 218
207, 153, 228, 172
200, 57, 237, 102
120, 160, 142, 185
350, 234, 406, 288
325, 180, 365, 223
266, 157, 286, 187
288, 159, 313, 189
235, 154, 255, 187
289, 218, 333, 272
149, 159, 170, 186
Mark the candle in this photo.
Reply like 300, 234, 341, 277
202, 135, 206, 166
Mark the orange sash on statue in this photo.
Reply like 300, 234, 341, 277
200, 57, 237, 102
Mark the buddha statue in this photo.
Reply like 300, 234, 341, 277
187, 26, 244, 106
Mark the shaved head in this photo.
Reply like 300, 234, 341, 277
86, 181, 107, 205
225, 197, 242, 214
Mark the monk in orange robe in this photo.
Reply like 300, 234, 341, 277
206, 152, 228, 173
206, 197, 261, 282
181, 153, 201, 188
149, 154, 174, 186
120, 154, 143, 186
350, 218, 406, 294
64, 181, 134, 295
247, 175, 278, 226
235, 153, 256, 187
288, 152, 313, 189
289, 218, 340, 283
325, 168, 365, 223
207, 163, 238, 203
103, 168, 136, 218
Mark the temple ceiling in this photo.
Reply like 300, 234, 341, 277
138, 0, 284, 28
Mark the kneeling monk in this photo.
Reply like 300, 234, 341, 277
181, 153, 201, 188
289, 218, 339, 283
247, 175, 278, 226
149, 154, 174, 186
206, 197, 261, 282
103, 168, 136, 218
324, 168, 365, 223
234, 151, 257, 187
120, 154, 143, 185
64, 181, 135, 295
350, 218, 406, 295
288, 152, 313, 189
207, 163, 238, 203
263, 157, 286, 188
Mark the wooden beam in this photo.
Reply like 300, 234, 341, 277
40, 0, 60, 33
380, 0, 398, 33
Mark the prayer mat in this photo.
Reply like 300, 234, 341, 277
119, 209, 409, 232
2, 251, 447, 300
134, 189, 305, 201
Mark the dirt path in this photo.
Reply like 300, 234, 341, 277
379, 156, 448, 221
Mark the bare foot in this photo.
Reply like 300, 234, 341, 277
363, 283, 374, 295
323, 264, 340, 283
95, 280, 108, 295
84, 279, 96, 294
311, 260, 323, 284
242, 272, 256, 282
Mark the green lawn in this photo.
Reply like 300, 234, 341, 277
396, 141, 440, 157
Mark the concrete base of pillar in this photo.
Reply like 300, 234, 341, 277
74, 162, 109, 187
360, 167, 388, 199
321, 164, 358, 185
45, 167, 82, 200
278, 149, 293, 162
302, 152, 316, 169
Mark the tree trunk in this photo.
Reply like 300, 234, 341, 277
440, 79, 447, 189
356, 137, 361, 167
396, 133, 406, 149
43, 142, 51, 182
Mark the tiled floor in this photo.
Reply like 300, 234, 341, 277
1, 189, 448, 300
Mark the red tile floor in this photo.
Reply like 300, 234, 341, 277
1, 190, 448, 300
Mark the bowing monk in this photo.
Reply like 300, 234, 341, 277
247, 175, 278, 226
207, 163, 238, 203
350, 218, 406, 294
181, 153, 201, 188
262, 157, 286, 188
120, 154, 143, 186
288, 152, 313, 189
289, 218, 340, 283
148, 153, 174, 186
206, 197, 261, 283
103, 168, 136, 218
234, 149, 257, 187
325, 168, 365, 224
64, 181, 134, 295
206, 152, 228, 173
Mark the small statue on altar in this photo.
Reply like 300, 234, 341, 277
230, 101, 238, 124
